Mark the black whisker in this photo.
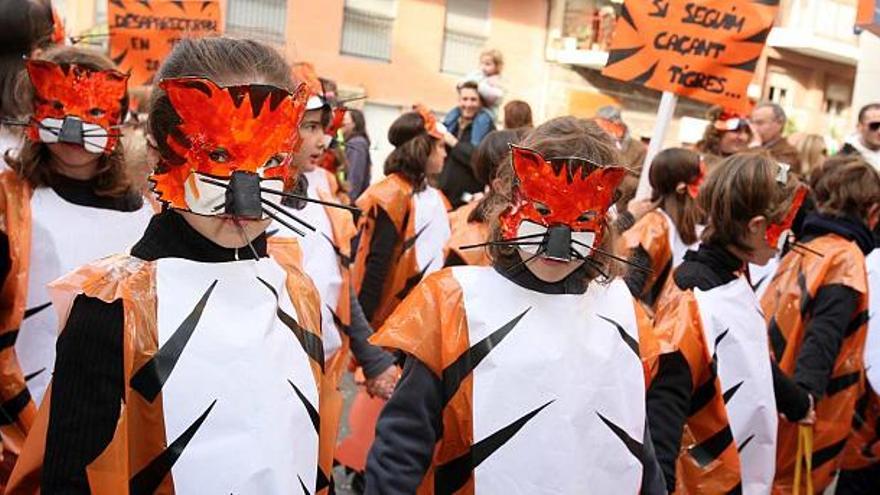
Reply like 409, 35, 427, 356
233, 219, 260, 261
258, 187, 360, 214
570, 238, 652, 273
458, 240, 543, 251
261, 198, 317, 232
261, 207, 306, 237
789, 241, 824, 258
572, 248, 611, 281
508, 247, 545, 274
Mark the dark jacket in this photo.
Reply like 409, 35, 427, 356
345, 135, 371, 202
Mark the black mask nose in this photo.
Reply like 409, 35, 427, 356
58, 117, 84, 145
544, 225, 573, 262
225, 171, 263, 219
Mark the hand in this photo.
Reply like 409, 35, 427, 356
798, 393, 816, 425
364, 365, 401, 400
443, 131, 459, 148
627, 198, 660, 221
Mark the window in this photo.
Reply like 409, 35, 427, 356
225, 0, 287, 45
95, 0, 107, 25
340, 0, 397, 61
441, 0, 491, 75
768, 86, 789, 106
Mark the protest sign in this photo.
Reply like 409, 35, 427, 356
857, 0, 880, 36
108, 0, 222, 86
602, 0, 778, 113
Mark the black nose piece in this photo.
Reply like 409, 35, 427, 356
225, 171, 263, 219
543, 225, 572, 262
58, 117, 84, 145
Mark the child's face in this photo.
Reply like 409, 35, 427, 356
293, 109, 326, 173
741, 216, 778, 266
425, 137, 446, 175
480, 56, 498, 76
518, 248, 585, 283
47, 142, 102, 171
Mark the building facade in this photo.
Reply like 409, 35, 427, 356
59, 0, 868, 170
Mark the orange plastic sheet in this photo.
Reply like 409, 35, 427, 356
370, 269, 473, 494
0, 173, 36, 461
108, 0, 222, 87
352, 174, 420, 328
602, 0, 779, 113
445, 202, 491, 267
761, 234, 869, 493
623, 209, 673, 305
857, 0, 880, 37
647, 282, 743, 493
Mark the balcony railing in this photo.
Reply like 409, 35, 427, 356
441, 29, 487, 75
340, 7, 395, 61
769, 0, 859, 64
225, 0, 287, 46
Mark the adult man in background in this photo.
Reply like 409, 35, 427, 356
840, 103, 880, 170
751, 101, 801, 171
439, 81, 496, 208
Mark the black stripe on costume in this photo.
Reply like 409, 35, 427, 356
737, 434, 755, 453
130, 280, 218, 402
689, 330, 728, 416
645, 258, 672, 308
129, 400, 217, 495
288, 379, 320, 433
0, 331, 18, 351
441, 308, 530, 405
798, 271, 813, 316
258, 277, 325, 370
688, 426, 734, 468
395, 262, 433, 301
329, 306, 350, 335
434, 400, 554, 495
0, 387, 31, 426
322, 232, 352, 267
845, 310, 869, 338
597, 412, 644, 465
403, 223, 430, 251
826, 371, 861, 397
24, 367, 46, 382
722, 381, 744, 404
768, 316, 787, 360
24, 302, 52, 319
812, 438, 848, 469
298, 475, 312, 495
725, 483, 743, 495
315, 466, 331, 494
597, 315, 639, 358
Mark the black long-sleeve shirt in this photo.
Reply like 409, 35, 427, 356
357, 208, 400, 323
365, 260, 667, 495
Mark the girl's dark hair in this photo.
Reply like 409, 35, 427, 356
810, 157, 880, 220
649, 147, 702, 244
699, 151, 800, 252
0, 0, 55, 118
383, 111, 437, 188
503, 100, 533, 129
148, 37, 294, 166
8, 46, 133, 196
468, 127, 529, 222
347, 108, 370, 145
485, 116, 624, 282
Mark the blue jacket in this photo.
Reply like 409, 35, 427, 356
443, 107, 495, 146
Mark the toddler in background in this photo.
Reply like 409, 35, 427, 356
463, 48, 505, 114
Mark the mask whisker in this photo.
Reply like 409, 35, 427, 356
261, 207, 306, 237
458, 239, 543, 251
789, 241, 824, 257
258, 187, 361, 214
233, 219, 260, 260
570, 238, 652, 273
261, 198, 317, 232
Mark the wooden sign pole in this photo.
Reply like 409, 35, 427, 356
636, 90, 678, 200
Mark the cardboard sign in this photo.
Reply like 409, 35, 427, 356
602, 0, 778, 113
108, 0, 222, 87
857, 0, 880, 36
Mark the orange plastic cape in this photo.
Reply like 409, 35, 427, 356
0, 173, 36, 467
5, 252, 329, 494
352, 174, 421, 328
646, 279, 743, 494
445, 202, 491, 267
761, 234, 869, 493
623, 209, 673, 308
841, 383, 880, 471
371, 269, 653, 494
